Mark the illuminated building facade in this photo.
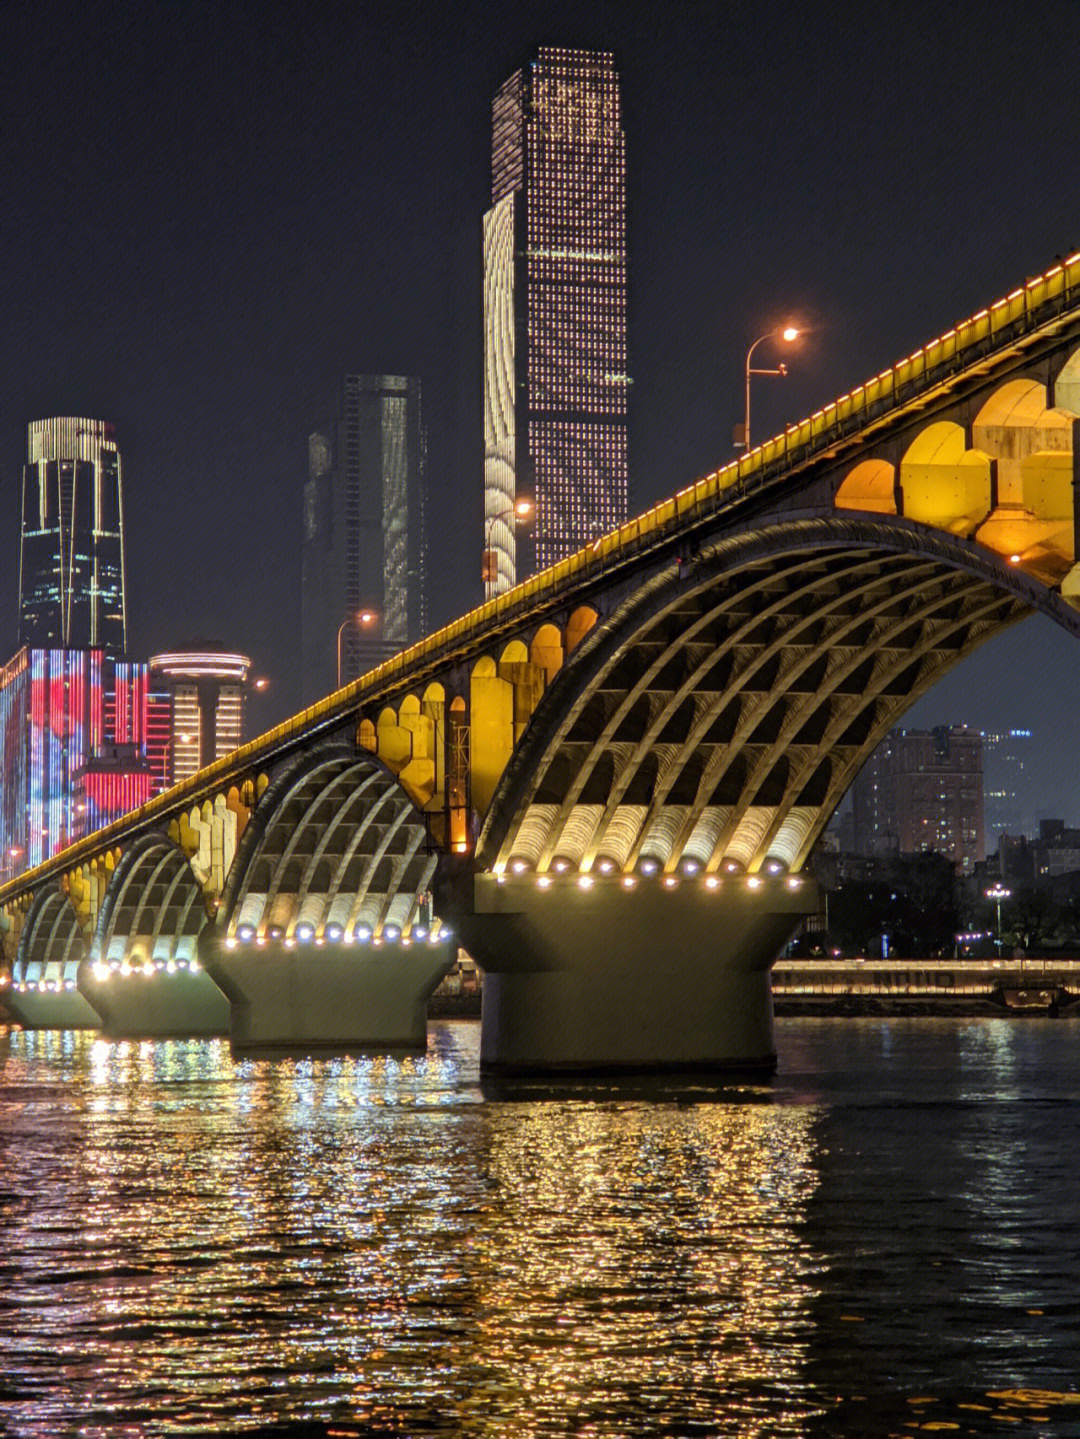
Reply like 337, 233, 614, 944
982, 728, 1032, 848
0, 649, 160, 871
71, 745, 156, 841
483, 47, 628, 593
19, 418, 126, 653
302, 375, 427, 700
852, 726, 985, 873
150, 647, 252, 785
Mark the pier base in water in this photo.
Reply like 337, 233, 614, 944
465, 873, 816, 1074
78, 963, 230, 1038
3, 982, 101, 1031
204, 937, 455, 1054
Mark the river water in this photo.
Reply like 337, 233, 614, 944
0, 1016, 1078, 1437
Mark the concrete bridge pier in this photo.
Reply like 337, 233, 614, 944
78, 959, 230, 1039
203, 933, 456, 1055
465, 873, 816, 1074
2, 979, 101, 1031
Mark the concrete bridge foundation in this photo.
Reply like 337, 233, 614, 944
466, 873, 816, 1074
2, 983, 101, 1031
79, 962, 230, 1039
203, 935, 456, 1055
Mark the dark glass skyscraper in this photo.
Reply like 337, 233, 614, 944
18, 418, 126, 654
301, 375, 427, 701
483, 47, 629, 593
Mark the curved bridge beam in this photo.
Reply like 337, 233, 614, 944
206, 739, 453, 1053
481, 517, 1075, 879
4, 886, 100, 1030
80, 834, 229, 1038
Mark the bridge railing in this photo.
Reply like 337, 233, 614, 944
5, 253, 1080, 908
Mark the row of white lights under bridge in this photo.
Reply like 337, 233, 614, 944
226, 922, 453, 949
495, 865, 805, 892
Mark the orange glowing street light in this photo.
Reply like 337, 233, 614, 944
337, 610, 379, 688
483, 496, 534, 600
736, 325, 800, 453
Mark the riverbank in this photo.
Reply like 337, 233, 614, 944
771, 957, 1080, 1017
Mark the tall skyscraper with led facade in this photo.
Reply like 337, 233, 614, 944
302, 375, 427, 701
483, 48, 628, 594
19, 418, 126, 654
0, 649, 159, 870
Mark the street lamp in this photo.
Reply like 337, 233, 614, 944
986, 884, 1011, 957
1, 846, 24, 881
337, 610, 378, 689
162, 732, 193, 787
483, 497, 533, 601
735, 326, 800, 453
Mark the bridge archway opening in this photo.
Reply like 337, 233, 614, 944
835, 458, 896, 514
974, 377, 1053, 431
13, 888, 85, 991
565, 606, 599, 654
480, 522, 1060, 883
1052, 344, 1080, 415
971, 378, 1076, 578
530, 624, 564, 684
471, 656, 513, 815
222, 743, 440, 944
900, 421, 990, 535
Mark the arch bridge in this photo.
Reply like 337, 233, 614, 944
6, 253, 1080, 1070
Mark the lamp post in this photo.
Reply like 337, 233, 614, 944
337, 610, 378, 689
986, 883, 1011, 957
162, 732, 193, 788
736, 326, 799, 452
483, 497, 533, 601
1, 846, 23, 882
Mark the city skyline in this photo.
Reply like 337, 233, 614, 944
5, 2, 1080, 819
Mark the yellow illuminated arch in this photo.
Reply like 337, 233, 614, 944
900, 421, 990, 535
565, 606, 599, 654
835, 458, 896, 514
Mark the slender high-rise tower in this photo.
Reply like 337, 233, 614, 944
483, 47, 629, 594
301, 375, 427, 701
18, 418, 127, 654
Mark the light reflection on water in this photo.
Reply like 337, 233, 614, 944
1, 1017, 1078, 1436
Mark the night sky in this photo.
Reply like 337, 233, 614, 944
4, 0, 1080, 824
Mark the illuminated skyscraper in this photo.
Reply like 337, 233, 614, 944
150, 647, 252, 785
483, 47, 628, 593
302, 375, 427, 700
852, 726, 985, 874
0, 649, 158, 870
983, 728, 1032, 848
18, 418, 126, 654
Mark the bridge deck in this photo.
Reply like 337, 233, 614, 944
5, 250, 1080, 905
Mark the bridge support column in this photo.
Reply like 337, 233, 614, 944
79, 961, 230, 1039
203, 936, 455, 1055
466, 873, 816, 1074
3, 983, 101, 1031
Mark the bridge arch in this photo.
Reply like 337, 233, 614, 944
1052, 344, 1080, 414
480, 515, 1078, 879
90, 834, 208, 973
12, 886, 85, 993
899, 421, 991, 534
219, 740, 437, 943
835, 458, 896, 514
